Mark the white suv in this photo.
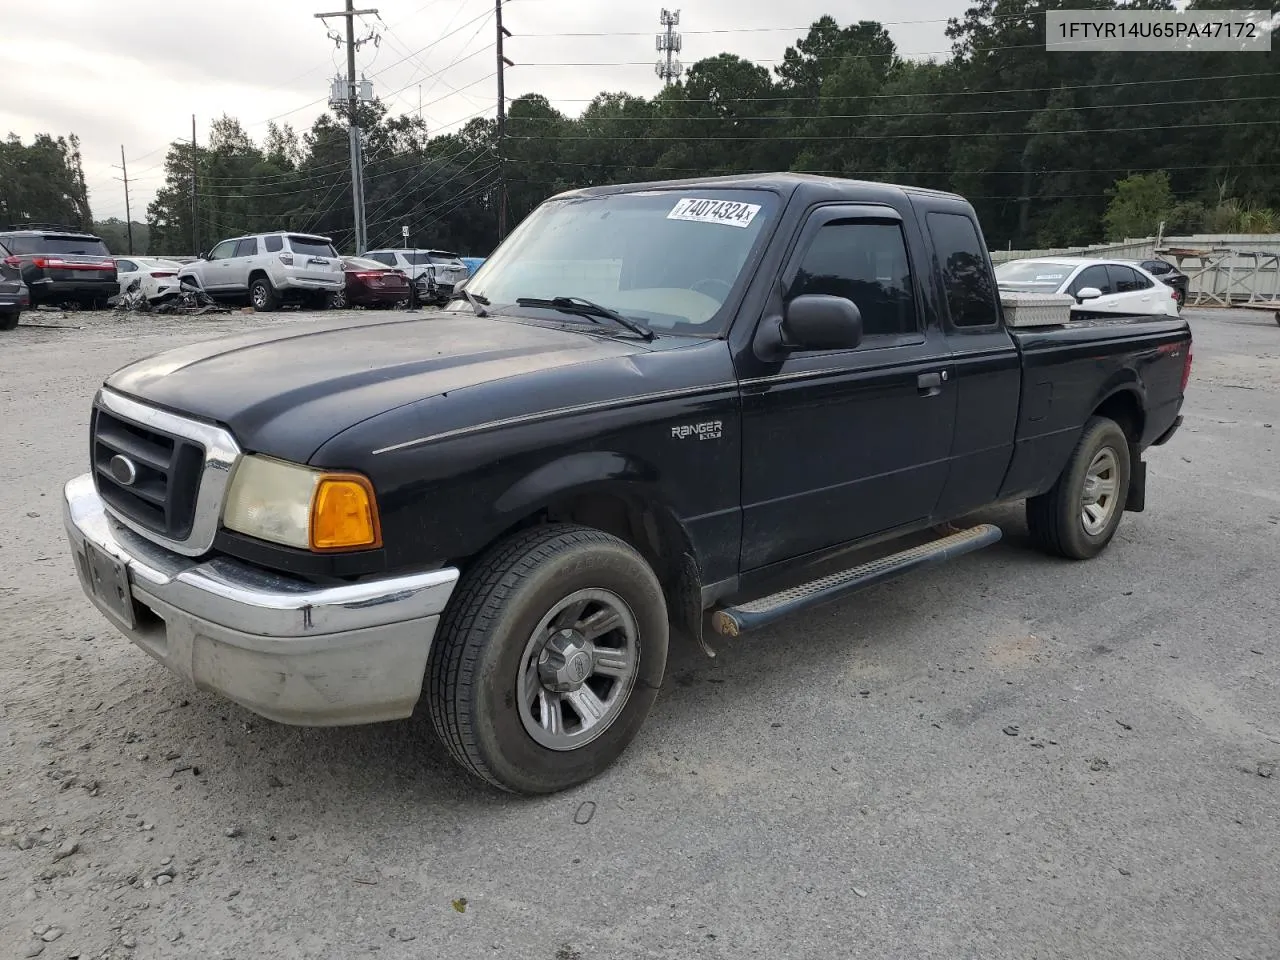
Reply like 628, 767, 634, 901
178, 232, 345, 311
364, 248, 469, 302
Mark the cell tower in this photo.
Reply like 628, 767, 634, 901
655, 9, 682, 85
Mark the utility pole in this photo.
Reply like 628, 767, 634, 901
317, 2, 378, 253
191, 115, 199, 257
113, 145, 134, 255
496, 0, 513, 243
655, 9, 683, 85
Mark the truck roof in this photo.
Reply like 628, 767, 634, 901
549, 171, 968, 206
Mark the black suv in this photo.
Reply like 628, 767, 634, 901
0, 228, 117, 309
0, 255, 29, 330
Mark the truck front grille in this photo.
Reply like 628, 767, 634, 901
91, 406, 205, 540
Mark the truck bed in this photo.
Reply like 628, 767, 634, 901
1000, 314, 1191, 502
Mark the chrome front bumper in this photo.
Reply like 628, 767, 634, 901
63, 473, 459, 726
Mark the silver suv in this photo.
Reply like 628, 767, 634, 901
178, 232, 344, 311
364, 248, 469, 302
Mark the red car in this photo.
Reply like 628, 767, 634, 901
331, 256, 410, 308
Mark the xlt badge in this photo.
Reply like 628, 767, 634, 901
672, 421, 723, 441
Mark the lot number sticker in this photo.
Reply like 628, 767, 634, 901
668, 197, 762, 229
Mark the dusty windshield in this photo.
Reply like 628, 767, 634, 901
457, 189, 777, 335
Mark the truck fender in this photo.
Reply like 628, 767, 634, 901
1090, 381, 1147, 513
491, 452, 714, 656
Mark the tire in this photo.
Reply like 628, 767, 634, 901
427, 523, 669, 794
0, 310, 18, 331
249, 276, 280, 312
1026, 416, 1131, 561
327, 290, 348, 310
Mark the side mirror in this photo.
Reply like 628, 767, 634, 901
1076, 286, 1103, 302
781, 295, 863, 352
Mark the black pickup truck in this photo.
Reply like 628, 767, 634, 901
63, 174, 1191, 794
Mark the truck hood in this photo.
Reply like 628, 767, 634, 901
105, 313, 652, 463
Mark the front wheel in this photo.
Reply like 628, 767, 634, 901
427, 524, 669, 794
1026, 416, 1131, 560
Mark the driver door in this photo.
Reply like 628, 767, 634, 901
737, 205, 957, 570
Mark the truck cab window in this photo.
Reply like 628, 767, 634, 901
927, 212, 998, 328
788, 221, 918, 338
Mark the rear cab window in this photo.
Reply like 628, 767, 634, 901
926, 212, 999, 328
286, 236, 338, 258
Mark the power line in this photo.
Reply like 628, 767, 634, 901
374, 11, 496, 114
511, 116, 1280, 142
516, 40, 1083, 67
505, 157, 1280, 177
362, 139, 492, 225
504, 94, 1280, 125
512, 70, 1275, 106
394, 168, 502, 238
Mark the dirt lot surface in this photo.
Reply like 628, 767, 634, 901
2, 305, 1278, 960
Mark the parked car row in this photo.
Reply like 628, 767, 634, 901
0, 224, 485, 326
363, 248, 471, 302
172, 233, 475, 311
994, 256, 1189, 317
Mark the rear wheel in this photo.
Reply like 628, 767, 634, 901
427, 524, 669, 794
0, 310, 18, 331
327, 289, 348, 310
1027, 416, 1131, 560
249, 276, 280, 312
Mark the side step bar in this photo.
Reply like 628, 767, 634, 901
710, 523, 1003, 638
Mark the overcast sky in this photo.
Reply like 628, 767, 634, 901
3, 0, 970, 221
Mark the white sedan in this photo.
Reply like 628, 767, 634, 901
994, 257, 1180, 317
115, 257, 187, 301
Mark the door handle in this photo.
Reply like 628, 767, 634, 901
917, 371, 945, 396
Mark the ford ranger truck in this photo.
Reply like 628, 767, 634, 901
63, 174, 1191, 794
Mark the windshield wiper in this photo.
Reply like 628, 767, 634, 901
515, 296, 654, 341
452, 288, 490, 317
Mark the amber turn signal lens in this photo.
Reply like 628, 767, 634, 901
309, 474, 382, 551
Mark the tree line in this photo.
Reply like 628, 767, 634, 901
4, 0, 1277, 257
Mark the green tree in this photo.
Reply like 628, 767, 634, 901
0, 133, 92, 228
1103, 171, 1175, 239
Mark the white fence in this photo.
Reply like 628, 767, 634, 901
991, 233, 1280, 306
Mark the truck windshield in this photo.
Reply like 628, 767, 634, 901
994, 260, 1073, 291
458, 189, 777, 335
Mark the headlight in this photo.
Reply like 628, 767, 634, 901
222, 454, 382, 552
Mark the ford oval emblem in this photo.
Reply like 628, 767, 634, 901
108, 454, 139, 487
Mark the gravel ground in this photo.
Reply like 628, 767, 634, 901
1, 305, 1277, 960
